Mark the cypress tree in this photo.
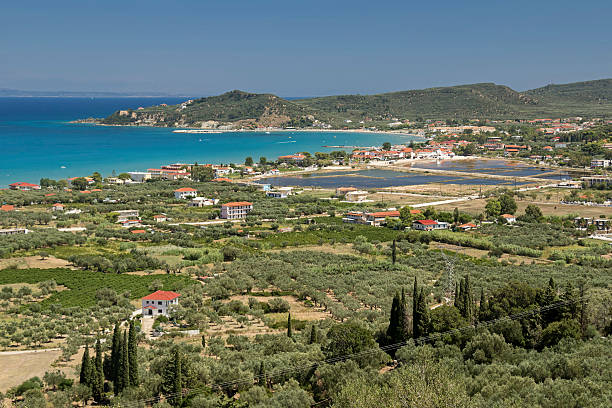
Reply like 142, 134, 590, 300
399, 287, 408, 339
463, 275, 474, 321
454, 281, 462, 310
201, 335, 206, 349
172, 349, 182, 407
128, 320, 139, 386
478, 288, 487, 322
391, 239, 397, 264
122, 330, 130, 391
415, 289, 430, 340
79, 345, 91, 386
92, 339, 104, 402
386, 292, 401, 343
259, 361, 267, 387
412, 278, 420, 339
287, 312, 293, 338
309, 325, 318, 344
110, 322, 121, 383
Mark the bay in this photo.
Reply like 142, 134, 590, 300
0, 97, 420, 187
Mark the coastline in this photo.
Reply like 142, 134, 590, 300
70, 120, 425, 139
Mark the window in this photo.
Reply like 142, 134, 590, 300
158, 301, 162, 305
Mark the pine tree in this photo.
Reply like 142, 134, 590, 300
391, 239, 397, 264
287, 312, 293, 338
128, 320, 139, 386
92, 339, 104, 402
80, 345, 91, 386
110, 322, 121, 383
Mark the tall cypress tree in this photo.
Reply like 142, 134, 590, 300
414, 289, 430, 340
121, 330, 130, 392
110, 322, 121, 383
258, 361, 267, 387
478, 288, 487, 322
92, 339, 104, 402
391, 239, 397, 264
79, 345, 91, 386
412, 278, 420, 339
172, 349, 182, 407
309, 325, 318, 344
128, 320, 139, 386
462, 275, 474, 322
399, 287, 408, 339
287, 312, 293, 338
386, 292, 401, 343
454, 281, 462, 310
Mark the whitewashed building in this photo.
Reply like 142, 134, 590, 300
141, 290, 181, 317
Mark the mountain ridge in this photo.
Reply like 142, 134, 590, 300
99, 79, 612, 127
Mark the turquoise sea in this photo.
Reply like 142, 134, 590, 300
0, 97, 420, 187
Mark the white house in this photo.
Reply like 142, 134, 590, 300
52, 203, 65, 211
345, 190, 369, 202
9, 182, 41, 191
412, 219, 450, 231
221, 202, 253, 219
115, 209, 140, 222
501, 214, 516, 224
364, 210, 400, 227
141, 290, 181, 317
266, 187, 293, 198
153, 214, 167, 222
174, 187, 198, 199
189, 197, 218, 207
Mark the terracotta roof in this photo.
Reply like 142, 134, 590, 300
213, 178, 232, 182
1, 205, 15, 212
143, 305, 157, 309
368, 210, 400, 218
501, 214, 515, 218
142, 290, 181, 301
131, 230, 146, 234
459, 223, 477, 228
222, 201, 253, 207
9, 182, 40, 188
53, 203, 64, 207
414, 219, 438, 225
174, 187, 197, 192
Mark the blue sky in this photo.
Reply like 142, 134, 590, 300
1, 0, 610, 96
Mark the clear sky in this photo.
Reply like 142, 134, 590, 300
1, 0, 610, 96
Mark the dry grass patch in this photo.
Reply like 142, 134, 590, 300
0, 256, 74, 270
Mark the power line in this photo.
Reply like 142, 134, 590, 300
120, 296, 586, 408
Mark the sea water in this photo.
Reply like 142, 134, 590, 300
0, 97, 420, 187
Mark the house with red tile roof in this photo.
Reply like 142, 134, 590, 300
9, 182, 40, 191
412, 219, 450, 231
221, 202, 253, 219
1, 205, 15, 212
141, 290, 181, 316
174, 187, 197, 199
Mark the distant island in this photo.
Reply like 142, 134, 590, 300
93, 79, 612, 130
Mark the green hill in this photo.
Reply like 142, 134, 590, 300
100, 79, 612, 127
101, 90, 322, 128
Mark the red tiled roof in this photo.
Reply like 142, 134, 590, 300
501, 214, 515, 218
1, 205, 15, 212
142, 290, 181, 301
222, 201, 253, 207
368, 211, 400, 218
45, 193, 56, 197
9, 182, 40, 188
131, 230, 146, 234
174, 187, 197, 192
414, 219, 438, 225
143, 305, 157, 309
213, 178, 232, 182
459, 223, 477, 228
